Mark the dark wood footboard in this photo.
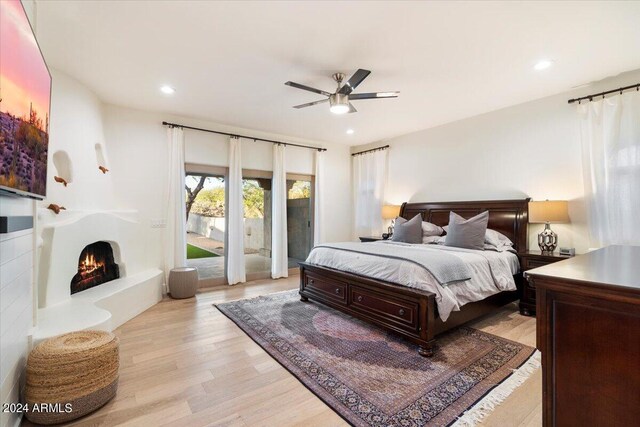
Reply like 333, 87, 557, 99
299, 262, 437, 356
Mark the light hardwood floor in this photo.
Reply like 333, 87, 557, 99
25, 275, 541, 427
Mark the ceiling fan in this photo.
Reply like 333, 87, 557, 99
285, 69, 399, 114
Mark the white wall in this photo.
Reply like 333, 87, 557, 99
353, 69, 640, 253
103, 98, 353, 273
42, 70, 115, 212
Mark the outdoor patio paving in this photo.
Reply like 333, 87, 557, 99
187, 254, 302, 280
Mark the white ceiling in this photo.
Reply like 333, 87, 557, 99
35, 1, 640, 146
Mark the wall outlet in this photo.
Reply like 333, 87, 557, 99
150, 219, 166, 228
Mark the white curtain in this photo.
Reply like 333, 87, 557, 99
271, 144, 288, 278
353, 149, 388, 237
164, 127, 187, 286
579, 90, 640, 246
227, 136, 246, 284
313, 150, 325, 246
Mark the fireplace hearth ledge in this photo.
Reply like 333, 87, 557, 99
33, 268, 163, 344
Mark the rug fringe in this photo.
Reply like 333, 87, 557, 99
451, 350, 541, 427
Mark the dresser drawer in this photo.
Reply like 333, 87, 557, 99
350, 286, 419, 330
523, 281, 536, 300
303, 273, 347, 304
523, 258, 553, 270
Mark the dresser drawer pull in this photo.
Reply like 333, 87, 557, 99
398, 309, 405, 316
335, 288, 341, 294
309, 279, 314, 285
357, 295, 363, 302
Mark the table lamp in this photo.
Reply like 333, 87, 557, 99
528, 200, 569, 253
382, 205, 401, 236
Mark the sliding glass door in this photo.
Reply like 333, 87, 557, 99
185, 165, 227, 284
184, 166, 314, 283
287, 176, 313, 265
242, 171, 272, 278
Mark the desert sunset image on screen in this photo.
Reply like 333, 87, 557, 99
0, 0, 51, 198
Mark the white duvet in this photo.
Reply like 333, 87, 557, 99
305, 241, 519, 322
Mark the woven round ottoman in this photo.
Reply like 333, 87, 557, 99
25, 330, 119, 425
169, 267, 198, 298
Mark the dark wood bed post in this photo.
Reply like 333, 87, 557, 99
300, 198, 530, 357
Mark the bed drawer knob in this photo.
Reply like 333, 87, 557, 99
398, 309, 405, 316
357, 295, 363, 302
335, 288, 341, 294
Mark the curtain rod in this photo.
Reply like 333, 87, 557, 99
567, 83, 640, 104
351, 144, 390, 157
162, 121, 327, 152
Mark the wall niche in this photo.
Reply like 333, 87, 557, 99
52, 150, 73, 186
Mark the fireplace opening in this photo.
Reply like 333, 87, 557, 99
71, 241, 120, 295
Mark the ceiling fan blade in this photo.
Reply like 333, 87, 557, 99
349, 91, 400, 100
348, 103, 357, 113
338, 69, 371, 95
285, 81, 331, 97
293, 98, 329, 109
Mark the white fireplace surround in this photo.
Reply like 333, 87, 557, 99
34, 210, 163, 343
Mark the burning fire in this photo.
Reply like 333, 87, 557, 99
79, 252, 104, 275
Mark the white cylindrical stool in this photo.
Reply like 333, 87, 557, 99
168, 267, 198, 299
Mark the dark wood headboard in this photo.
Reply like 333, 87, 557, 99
399, 198, 530, 253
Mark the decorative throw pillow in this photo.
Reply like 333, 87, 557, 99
444, 211, 489, 250
485, 229, 514, 248
391, 214, 423, 244
444, 225, 513, 248
422, 221, 444, 237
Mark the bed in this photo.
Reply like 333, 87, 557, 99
299, 198, 530, 356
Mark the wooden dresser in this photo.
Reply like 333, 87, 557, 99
526, 246, 640, 427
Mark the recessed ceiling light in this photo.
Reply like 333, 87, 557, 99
534, 60, 553, 71
160, 85, 175, 94
346, 129, 354, 135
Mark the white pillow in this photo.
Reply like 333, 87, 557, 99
485, 229, 514, 247
422, 221, 444, 237
422, 235, 442, 244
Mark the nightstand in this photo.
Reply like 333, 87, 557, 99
359, 236, 385, 242
518, 250, 573, 316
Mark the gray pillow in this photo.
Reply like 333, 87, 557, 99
444, 211, 489, 250
391, 214, 423, 244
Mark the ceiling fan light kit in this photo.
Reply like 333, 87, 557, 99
285, 68, 399, 115
329, 94, 350, 114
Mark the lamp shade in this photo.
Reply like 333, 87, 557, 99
382, 205, 401, 220
529, 200, 569, 223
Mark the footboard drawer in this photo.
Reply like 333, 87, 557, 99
350, 286, 419, 331
303, 273, 348, 304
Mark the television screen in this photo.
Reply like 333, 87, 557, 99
0, 0, 51, 200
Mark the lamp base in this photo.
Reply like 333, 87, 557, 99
388, 219, 395, 237
538, 223, 558, 253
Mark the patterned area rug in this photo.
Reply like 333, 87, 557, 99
215, 290, 537, 427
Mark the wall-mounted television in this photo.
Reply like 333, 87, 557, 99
0, 0, 51, 200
